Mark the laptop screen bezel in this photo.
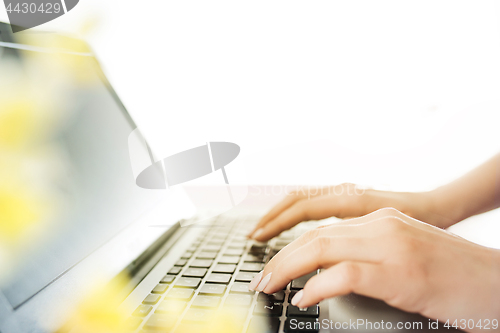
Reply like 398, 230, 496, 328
0, 25, 192, 332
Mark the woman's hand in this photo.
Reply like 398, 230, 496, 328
249, 208, 500, 333
248, 184, 456, 242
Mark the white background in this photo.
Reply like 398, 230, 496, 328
2, 1, 500, 245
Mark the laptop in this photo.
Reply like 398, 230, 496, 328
0, 23, 460, 333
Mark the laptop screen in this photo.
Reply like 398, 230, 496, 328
0, 33, 164, 308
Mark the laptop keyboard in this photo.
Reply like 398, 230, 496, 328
127, 217, 320, 333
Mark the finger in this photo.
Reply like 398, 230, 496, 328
263, 221, 375, 276
248, 192, 304, 237
251, 185, 375, 242
254, 208, 449, 292
262, 211, 397, 273
248, 186, 333, 237
261, 235, 385, 293
252, 193, 361, 241
249, 184, 358, 238
291, 261, 392, 308
258, 210, 429, 290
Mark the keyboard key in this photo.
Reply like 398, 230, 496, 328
192, 295, 221, 308
230, 282, 254, 294
227, 243, 246, 249
145, 313, 176, 330
269, 250, 279, 260
208, 240, 225, 246
254, 301, 283, 317
196, 251, 218, 259
143, 294, 161, 305
132, 304, 152, 317
279, 232, 294, 240
221, 307, 249, 322
212, 264, 236, 274
199, 283, 226, 295
287, 304, 319, 317
213, 226, 231, 233
240, 263, 264, 272
156, 300, 187, 314
291, 272, 317, 290
160, 275, 175, 284
258, 290, 285, 303
174, 277, 201, 288
165, 288, 194, 300
244, 254, 265, 263
224, 248, 244, 256
183, 308, 214, 322
202, 244, 221, 252
218, 256, 240, 264
249, 244, 267, 254
211, 234, 227, 240
213, 229, 230, 235
124, 317, 142, 330
272, 244, 285, 251
230, 242, 249, 248
206, 273, 231, 284
275, 240, 289, 247
235, 272, 257, 282
225, 294, 252, 307
233, 236, 247, 242
187, 245, 198, 252
168, 266, 182, 275
247, 317, 280, 333
284, 317, 319, 333
175, 259, 187, 266
152, 284, 169, 294
181, 251, 193, 259
183, 267, 207, 278
190, 259, 213, 268
234, 229, 249, 235
177, 322, 205, 331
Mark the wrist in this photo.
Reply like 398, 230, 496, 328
423, 188, 468, 228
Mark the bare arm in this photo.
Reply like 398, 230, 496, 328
430, 153, 500, 227
249, 152, 500, 241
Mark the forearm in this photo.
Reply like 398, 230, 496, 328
429, 153, 500, 228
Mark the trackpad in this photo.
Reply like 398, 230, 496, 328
324, 294, 463, 332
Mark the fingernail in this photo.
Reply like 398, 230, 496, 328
256, 272, 272, 292
252, 228, 264, 240
248, 271, 263, 291
291, 290, 303, 306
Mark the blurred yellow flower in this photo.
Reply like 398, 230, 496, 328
0, 53, 64, 281
176, 307, 254, 333
57, 275, 131, 333
0, 58, 63, 151
0, 188, 45, 244
201, 309, 250, 333
58, 286, 262, 333
0, 98, 39, 148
